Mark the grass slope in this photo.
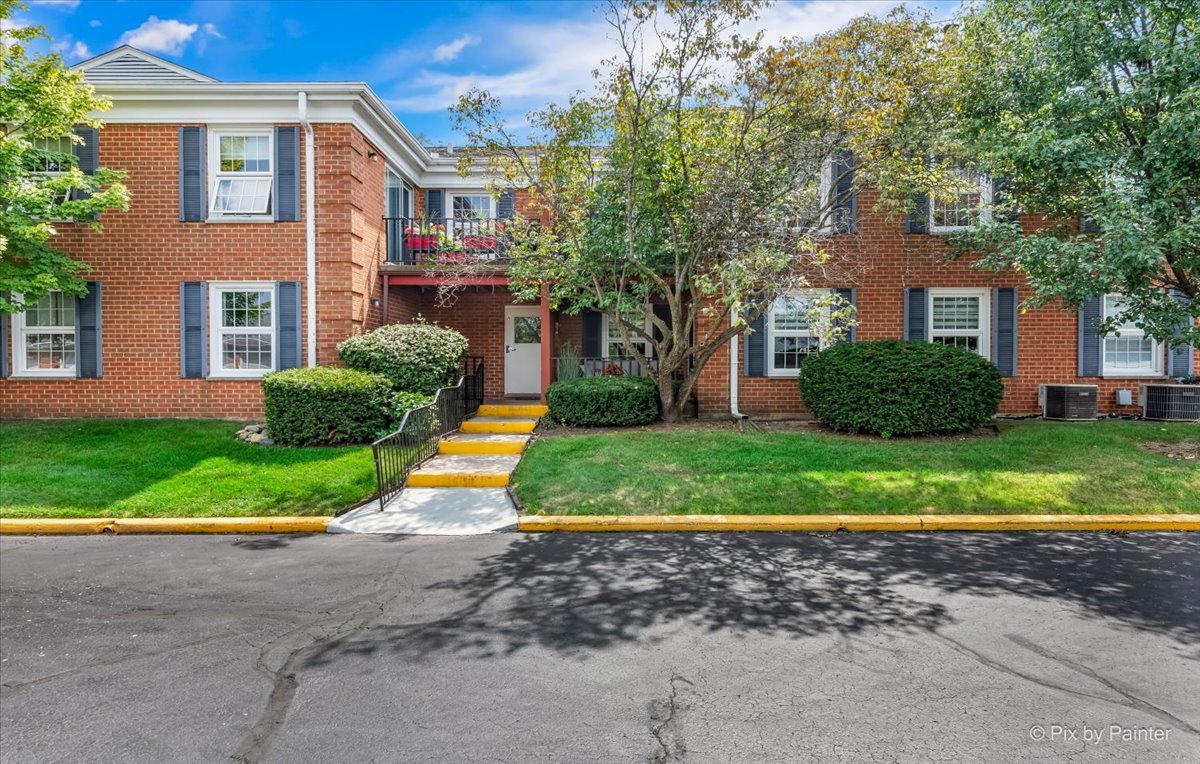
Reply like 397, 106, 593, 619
0, 420, 376, 518
513, 421, 1200, 515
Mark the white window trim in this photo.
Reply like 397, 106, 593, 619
385, 168, 413, 218
207, 128, 274, 223
767, 289, 829, 378
9, 291, 76, 378
928, 288, 991, 359
1100, 294, 1165, 378
207, 281, 277, 379
448, 192, 494, 220
929, 172, 992, 235
602, 310, 654, 359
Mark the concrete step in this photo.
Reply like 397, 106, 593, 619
439, 432, 530, 456
477, 403, 549, 418
327, 488, 517, 535
460, 417, 538, 434
406, 454, 522, 488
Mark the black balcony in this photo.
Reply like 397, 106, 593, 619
384, 217, 511, 265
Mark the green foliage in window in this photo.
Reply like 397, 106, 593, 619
798, 340, 1003, 438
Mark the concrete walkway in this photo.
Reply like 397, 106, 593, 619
329, 403, 545, 535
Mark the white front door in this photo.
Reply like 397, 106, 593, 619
504, 305, 542, 396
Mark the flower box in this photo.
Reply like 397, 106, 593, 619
405, 235, 440, 250
462, 235, 498, 250
437, 251, 466, 264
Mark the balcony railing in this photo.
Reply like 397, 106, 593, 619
384, 216, 511, 265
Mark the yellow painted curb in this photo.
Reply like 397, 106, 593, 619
438, 439, 527, 455
477, 404, 548, 418
518, 514, 1200, 533
461, 420, 537, 434
0, 517, 330, 535
407, 472, 511, 488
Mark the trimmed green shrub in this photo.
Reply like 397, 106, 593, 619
337, 320, 468, 395
263, 367, 394, 446
798, 340, 1003, 437
391, 391, 434, 426
547, 376, 660, 426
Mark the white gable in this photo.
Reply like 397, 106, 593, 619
77, 46, 217, 84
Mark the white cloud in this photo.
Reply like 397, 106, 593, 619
51, 34, 90, 60
1, 18, 27, 32
202, 23, 223, 39
89, 19, 101, 28
432, 34, 479, 63
119, 17, 199, 56
31, 0, 81, 9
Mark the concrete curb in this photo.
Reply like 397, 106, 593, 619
0, 517, 330, 535
518, 514, 1200, 533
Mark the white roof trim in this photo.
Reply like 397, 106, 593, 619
76, 45, 218, 83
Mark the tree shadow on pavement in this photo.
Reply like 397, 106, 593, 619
302, 532, 1199, 667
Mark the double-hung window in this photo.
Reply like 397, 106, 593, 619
1101, 294, 1163, 376
604, 309, 653, 359
928, 288, 990, 357
10, 291, 76, 377
208, 283, 275, 377
768, 291, 825, 376
450, 193, 493, 221
930, 165, 991, 233
209, 130, 273, 219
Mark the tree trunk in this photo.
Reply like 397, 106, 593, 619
657, 376, 681, 423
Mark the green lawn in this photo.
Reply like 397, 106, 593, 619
512, 421, 1200, 515
0, 420, 376, 518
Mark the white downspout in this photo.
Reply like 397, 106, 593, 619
730, 309, 747, 419
299, 91, 317, 367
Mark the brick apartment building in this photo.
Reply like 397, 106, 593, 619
0, 46, 1195, 420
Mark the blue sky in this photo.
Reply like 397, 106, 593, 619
13, 0, 959, 144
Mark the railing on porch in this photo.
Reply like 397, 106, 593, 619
552, 355, 656, 381
385, 216, 511, 265
371, 355, 485, 511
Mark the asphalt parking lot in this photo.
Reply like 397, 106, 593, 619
2, 531, 1198, 762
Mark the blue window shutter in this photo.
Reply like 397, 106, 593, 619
276, 282, 302, 370
71, 126, 98, 202
905, 194, 929, 234
498, 189, 516, 220
1168, 289, 1195, 377
992, 287, 1018, 377
425, 189, 444, 221
745, 310, 767, 377
274, 127, 300, 222
0, 309, 8, 378
991, 177, 1017, 223
651, 302, 672, 345
180, 281, 207, 378
179, 127, 206, 222
832, 152, 856, 234
582, 309, 603, 358
904, 288, 927, 341
1077, 297, 1103, 376
834, 288, 856, 343
75, 282, 102, 378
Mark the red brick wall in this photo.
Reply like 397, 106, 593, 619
0, 122, 387, 419
697, 188, 1199, 418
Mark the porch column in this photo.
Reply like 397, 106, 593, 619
540, 283, 552, 402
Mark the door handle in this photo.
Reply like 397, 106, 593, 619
505, 345, 516, 353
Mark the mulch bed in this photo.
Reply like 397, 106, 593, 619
1141, 441, 1200, 462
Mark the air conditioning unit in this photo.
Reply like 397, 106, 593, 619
1139, 384, 1200, 422
1039, 384, 1098, 421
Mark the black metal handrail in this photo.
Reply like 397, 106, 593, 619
385, 216, 511, 265
371, 356, 485, 511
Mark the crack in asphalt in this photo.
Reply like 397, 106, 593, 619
228, 560, 410, 763
935, 632, 1199, 737
648, 673, 695, 763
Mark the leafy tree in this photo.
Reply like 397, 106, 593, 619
947, 0, 1199, 344
453, 0, 947, 420
0, 0, 129, 313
